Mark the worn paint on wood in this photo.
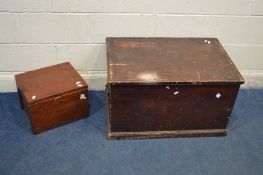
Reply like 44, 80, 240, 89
107, 37, 244, 85
109, 129, 227, 140
15, 62, 89, 134
106, 37, 244, 140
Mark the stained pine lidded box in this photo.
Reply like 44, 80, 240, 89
15, 62, 89, 134
106, 37, 244, 139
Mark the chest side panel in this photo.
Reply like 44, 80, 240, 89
108, 85, 239, 133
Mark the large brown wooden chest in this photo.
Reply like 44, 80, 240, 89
15, 62, 89, 134
106, 37, 244, 139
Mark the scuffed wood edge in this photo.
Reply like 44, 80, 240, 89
106, 84, 112, 135
108, 129, 227, 140
214, 39, 245, 83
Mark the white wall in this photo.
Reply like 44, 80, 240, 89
0, 0, 263, 91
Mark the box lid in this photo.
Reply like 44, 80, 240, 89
106, 37, 244, 85
15, 62, 87, 105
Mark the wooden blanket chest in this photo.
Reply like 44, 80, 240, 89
15, 62, 89, 134
106, 37, 244, 139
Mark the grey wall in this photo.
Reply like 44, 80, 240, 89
0, 0, 263, 91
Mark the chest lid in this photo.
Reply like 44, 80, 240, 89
106, 37, 244, 85
15, 62, 87, 105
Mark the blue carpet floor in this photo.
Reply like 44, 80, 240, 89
0, 89, 262, 175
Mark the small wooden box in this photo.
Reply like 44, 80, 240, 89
15, 62, 89, 134
106, 37, 244, 139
